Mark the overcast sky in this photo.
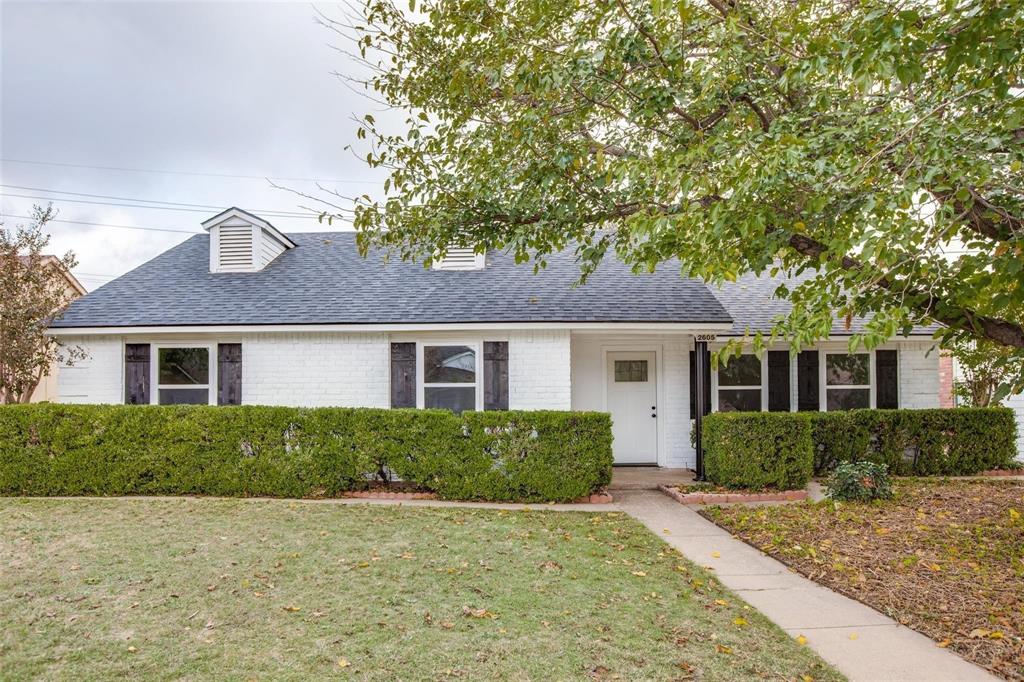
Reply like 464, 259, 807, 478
1, 1, 386, 290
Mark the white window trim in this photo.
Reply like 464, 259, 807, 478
415, 340, 483, 412
150, 342, 217, 406
820, 349, 875, 411
710, 353, 768, 412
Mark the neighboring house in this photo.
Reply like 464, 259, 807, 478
25, 255, 87, 402
48, 207, 943, 469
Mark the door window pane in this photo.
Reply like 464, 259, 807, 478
425, 386, 476, 413
424, 346, 476, 383
158, 388, 210, 405
826, 388, 870, 410
718, 389, 762, 412
718, 355, 761, 386
825, 354, 869, 386
614, 360, 648, 382
159, 348, 209, 385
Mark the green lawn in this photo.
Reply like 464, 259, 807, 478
1, 498, 841, 681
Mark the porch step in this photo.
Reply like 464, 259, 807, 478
608, 467, 697, 491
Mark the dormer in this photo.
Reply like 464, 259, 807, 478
202, 207, 297, 273
432, 245, 485, 271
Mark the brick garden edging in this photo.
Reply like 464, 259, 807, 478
658, 484, 806, 505
343, 490, 614, 503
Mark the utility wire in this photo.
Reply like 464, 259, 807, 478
0, 157, 381, 184
0, 183, 322, 217
0, 192, 339, 219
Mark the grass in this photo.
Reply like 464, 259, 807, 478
703, 479, 1024, 681
0, 497, 841, 681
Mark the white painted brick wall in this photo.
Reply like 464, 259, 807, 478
508, 330, 571, 410
241, 332, 390, 407
898, 345, 940, 409
57, 335, 123, 403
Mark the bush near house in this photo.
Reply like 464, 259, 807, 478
809, 408, 1017, 476
0, 404, 612, 502
703, 408, 1017, 490
703, 412, 814, 490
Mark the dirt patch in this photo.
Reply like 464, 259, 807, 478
702, 479, 1024, 680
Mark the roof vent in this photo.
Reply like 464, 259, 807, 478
433, 246, 485, 271
202, 207, 296, 273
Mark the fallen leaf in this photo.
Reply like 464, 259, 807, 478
127, 646, 137, 653
714, 599, 728, 606
711, 551, 721, 558
733, 617, 748, 627
801, 676, 814, 682
848, 632, 858, 640
631, 571, 647, 577
715, 644, 732, 655
337, 658, 351, 668
440, 621, 454, 629
968, 628, 990, 639
796, 634, 808, 645
282, 606, 301, 613
936, 639, 951, 648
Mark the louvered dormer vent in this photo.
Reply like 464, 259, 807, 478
202, 207, 296, 274
433, 246, 485, 271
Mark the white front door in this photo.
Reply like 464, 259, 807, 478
606, 351, 658, 465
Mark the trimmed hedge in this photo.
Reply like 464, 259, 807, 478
0, 404, 612, 503
702, 408, 1018, 489
703, 412, 814, 490
809, 408, 1018, 476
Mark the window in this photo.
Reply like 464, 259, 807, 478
614, 360, 648, 382
825, 353, 870, 410
717, 354, 762, 412
422, 344, 478, 413
155, 346, 213, 405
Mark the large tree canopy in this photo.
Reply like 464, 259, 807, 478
340, 0, 1023, 362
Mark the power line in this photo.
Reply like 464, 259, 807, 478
0, 183, 320, 217
0, 192, 340, 219
0, 157, 381, 185
2, 214, 201, 234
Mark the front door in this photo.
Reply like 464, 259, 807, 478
606, 351, 658, 464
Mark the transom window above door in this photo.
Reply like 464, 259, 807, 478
421, 344, 478, 413
825, 353, 870, 410
155, 346, 213, 405
717, 354, 762, 412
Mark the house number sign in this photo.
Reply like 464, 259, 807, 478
695, 334, 717, 342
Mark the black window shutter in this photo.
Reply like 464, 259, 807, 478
796, 350, 819, 411
767, 351, 791, 412
217, 343, 243, 406
689, 349, 711, 418
483, 341, 509, 411
875, 350, 898, 409
124, 343, 150, 404
390, 342, 417, 408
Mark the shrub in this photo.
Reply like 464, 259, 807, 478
0, 404, 612, 502
825, 461, 894, 502
808, 408, 1018, 476
703, 412, 813, 490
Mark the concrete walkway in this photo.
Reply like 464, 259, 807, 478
616, 490, 997, 682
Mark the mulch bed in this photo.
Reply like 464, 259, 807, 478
701, 479, 1024, 680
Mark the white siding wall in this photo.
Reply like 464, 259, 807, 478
898, 343, 941, 409
1005, 393, 1024, 461
56, 335, 123, 403
242, 332, 390, 407
508, 330, 572, 410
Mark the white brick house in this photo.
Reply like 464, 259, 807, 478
49, 207, 944, 469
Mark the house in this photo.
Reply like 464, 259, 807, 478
15, 255, 87, 403
47, 207, 943, 469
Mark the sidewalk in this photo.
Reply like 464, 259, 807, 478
616, 490, 997, 682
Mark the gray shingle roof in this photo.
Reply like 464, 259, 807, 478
52, 232, 732, 328
712, 269, 938, 337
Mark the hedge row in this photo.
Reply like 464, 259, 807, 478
0, 404, 613, 502
704, 408, 1018, 490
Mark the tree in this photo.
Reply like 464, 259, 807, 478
0, 206, 85, 403
950, 339, 1024, 407
335, 0, 1024, 381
